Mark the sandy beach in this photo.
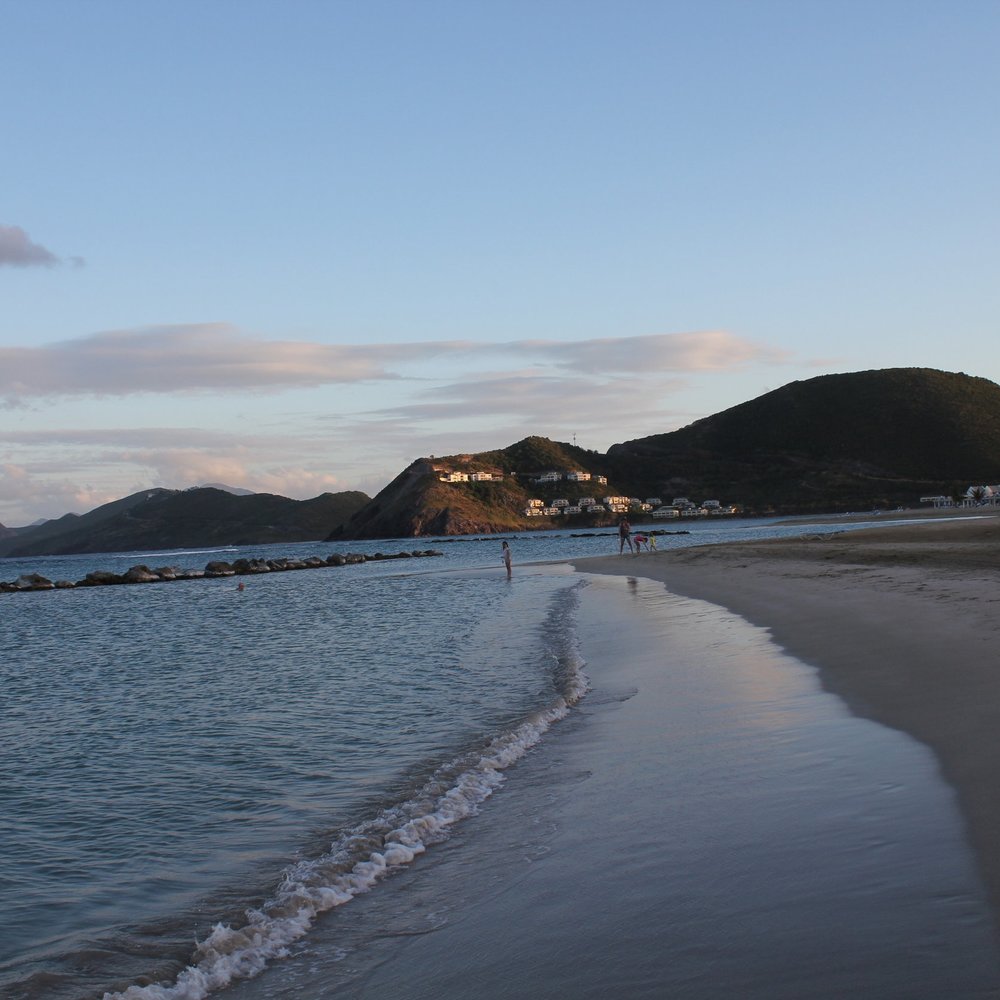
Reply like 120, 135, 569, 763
578, 513, 1000, 923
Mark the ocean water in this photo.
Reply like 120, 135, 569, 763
2, 515, 993, 999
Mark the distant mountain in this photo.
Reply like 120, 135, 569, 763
0, 487, 370, 557
334, 368, 1000, 538
607, 367, 1000, 511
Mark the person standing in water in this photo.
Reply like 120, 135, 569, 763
501, 539, 512, 578
618, 517, 633, 555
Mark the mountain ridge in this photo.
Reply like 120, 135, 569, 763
5, 368, 999, 552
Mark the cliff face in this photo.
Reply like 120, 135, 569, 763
330, 460, 540, 539
330, 444, 624, 540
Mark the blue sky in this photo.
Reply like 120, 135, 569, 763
2, 0, 998, 524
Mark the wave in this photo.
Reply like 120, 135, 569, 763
102, 584, 588, 1000
119, 548, 241, 559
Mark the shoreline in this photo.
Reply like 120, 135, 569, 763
572, 512, 1000, 924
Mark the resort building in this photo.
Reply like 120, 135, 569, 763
652, 507, 680, 519
533, 471, 563, 484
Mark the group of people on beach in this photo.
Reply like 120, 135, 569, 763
499, 517, 655, 577
619, 517, 655, 555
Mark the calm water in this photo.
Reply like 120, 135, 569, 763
1, 515, 991, 999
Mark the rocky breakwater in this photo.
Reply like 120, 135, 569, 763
0, 549, 443, 594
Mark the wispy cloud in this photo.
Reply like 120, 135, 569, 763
0, 224, 83, 268
0, 325, 791, 402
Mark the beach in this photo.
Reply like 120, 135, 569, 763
579, 513, 1000, 922
222, 513, 1000, 999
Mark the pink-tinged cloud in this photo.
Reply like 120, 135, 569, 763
0, 224, 67, 267
0, 324, 402, 398
0, 325, 794, 401
514, 330, 792, 373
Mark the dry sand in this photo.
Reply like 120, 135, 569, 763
574, 513, 1000, 921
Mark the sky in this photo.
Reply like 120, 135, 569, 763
2, 0, 998, 525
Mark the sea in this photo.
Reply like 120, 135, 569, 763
2, 515, 998, 999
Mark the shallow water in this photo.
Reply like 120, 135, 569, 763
0, 559, 582, 999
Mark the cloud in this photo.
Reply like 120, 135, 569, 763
0, 224, 81, 268
0, 325, 791, 402
520, 330, 792, 374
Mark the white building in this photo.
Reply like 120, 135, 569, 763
652, 506, 680, 519
566, 471, 591, 482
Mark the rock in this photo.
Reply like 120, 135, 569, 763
154, 566, 182, 580
232, 558, 271, 574
124, 565, 161, 583
54, 580, 76, 589
303, 556, 325, 567
326, 554, 346, 566
14, 573, 54, 590
82, 570, 124, 586
204, 561, 235, 577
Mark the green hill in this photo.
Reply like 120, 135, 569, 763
0, 488, 370, 557
331, 439, 622, 539
607, 368, 1000, 511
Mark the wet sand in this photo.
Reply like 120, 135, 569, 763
576, 513, 1000, 923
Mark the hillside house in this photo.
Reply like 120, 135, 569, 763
652, 506, 680, 519
533, 471, 563, 484
438, 471, 470, 483
566, 471, 591, 482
